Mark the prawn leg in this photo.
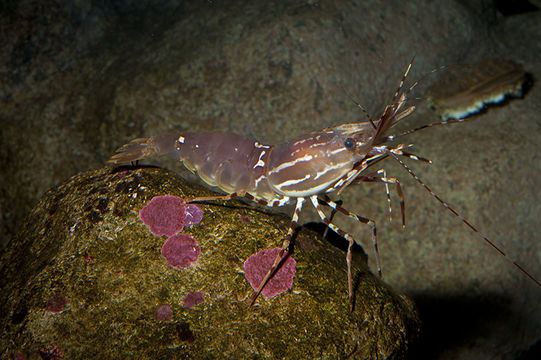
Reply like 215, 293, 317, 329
250, 197, 305, 305
310, 195, 378, 311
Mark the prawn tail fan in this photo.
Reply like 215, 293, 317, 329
107, 134, 179, 164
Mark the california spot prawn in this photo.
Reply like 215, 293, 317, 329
107, 60, 540, 310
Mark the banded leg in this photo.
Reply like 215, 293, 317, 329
390, 147, 432, 164
184, 191, 248, 203
351, 169, 406, 227
186, 191, 291, 208
244, 193, 292, 208
324, 169, 403, 236
322, 199, 342, 239
318, 194, 380, 276
318, 194, 381, 278
310, 195, 378, 311
250, 197, 306, 305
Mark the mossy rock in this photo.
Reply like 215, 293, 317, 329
0, 167, 420, 359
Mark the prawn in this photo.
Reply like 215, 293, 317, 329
108, 61, 540, 310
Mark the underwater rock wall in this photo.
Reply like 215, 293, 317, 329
1, 1, 540, 359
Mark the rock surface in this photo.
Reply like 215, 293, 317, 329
1, 1, 540, 359
0, 167, 419, 359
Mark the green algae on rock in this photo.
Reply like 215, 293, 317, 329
0, 167, 419, 359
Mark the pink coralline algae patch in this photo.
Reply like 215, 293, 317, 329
155, 304, 173, 321
139, 195, 186, 236
161, 234, 200, 268
46, 293, 67, 313
183, 291, 204, 309
184, 204, 203, 227
244, 247, 296, 298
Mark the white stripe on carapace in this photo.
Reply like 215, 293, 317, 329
268, 154, 313, 175
313, 161, 349, 180
254, 141, 271, 149
276, 178, 341, 197
274, 174, 311, 188
329, 147, 347, 155
293, 138, 330, 149
254, 174, 265, 187
253, 151, 267, 169
292, 143, 347, 157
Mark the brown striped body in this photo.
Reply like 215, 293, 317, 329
108, 123, 378, 203
266, 124, 374, 197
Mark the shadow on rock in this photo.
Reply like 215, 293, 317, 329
407, 291, 522, 360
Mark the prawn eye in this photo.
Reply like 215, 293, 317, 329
344, 138, 355, 149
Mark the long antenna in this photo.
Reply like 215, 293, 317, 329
389, 150, 541, 287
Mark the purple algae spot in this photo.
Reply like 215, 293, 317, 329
46, 293, 67, 313
183, 291, 204, 309
155, 304, 173, 321
184, 204, 203, 227
161, 234, 200, 268
244, 247, 296, 298
139, 195, 186, 237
